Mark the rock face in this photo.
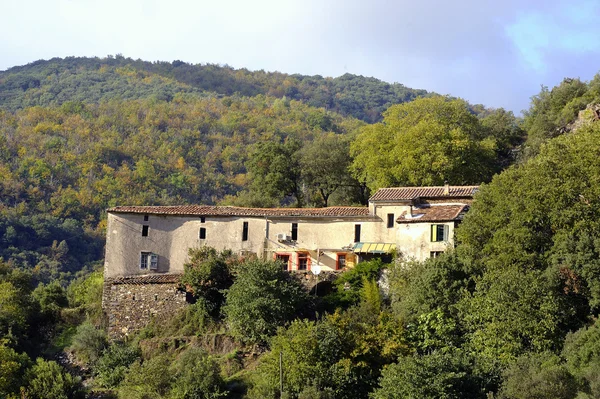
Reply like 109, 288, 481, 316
567, 103, 600, 133
102, 274, 187, 340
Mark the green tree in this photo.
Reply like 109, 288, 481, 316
243, 139, 304, 207
179, 247, 236, 316
300, 134, 355, 207
350, 96, 497, 191
223, 259, 310, 345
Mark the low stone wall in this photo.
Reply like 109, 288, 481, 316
103, 274, 187, 340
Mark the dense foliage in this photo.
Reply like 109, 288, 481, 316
0, 55, 429, 123
351, 96, 509, 190
3, 55, 600, 397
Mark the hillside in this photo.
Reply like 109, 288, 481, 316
0, 55, 429, 123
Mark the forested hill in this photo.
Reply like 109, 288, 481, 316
0, 55, 428, 122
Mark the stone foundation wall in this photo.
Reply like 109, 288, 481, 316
103, 274, 187, 340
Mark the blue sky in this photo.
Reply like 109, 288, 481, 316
1, 0, 600, 114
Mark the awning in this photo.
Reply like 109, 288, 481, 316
352, 242, 396, 254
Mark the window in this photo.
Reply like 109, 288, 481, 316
291, 223, 298, 241
150, 253, 158, 270
200, 216, 205, 223
354, 224, 361, 243
242, 222, 249, 241
141, 252, 158, 270
430, 224, 449, 242
297, 252, 310, 271
275, 253, 291, 271
140, 252, 150, 269
336, 253, 346, 270
430, 251, 444, 258
199, 227, 206, 239
387, 213, 394, 228
142, 225, 149, 237
144, 214, 149, 221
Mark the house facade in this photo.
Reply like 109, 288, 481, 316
102, 185, 477, 338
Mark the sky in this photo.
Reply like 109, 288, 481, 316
2, 0, 600, 114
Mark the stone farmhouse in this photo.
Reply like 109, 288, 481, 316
102, 185, 477, 338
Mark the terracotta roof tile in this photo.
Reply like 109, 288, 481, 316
109, 274, 182, 285
108, 205, 370, 218
397, 205, 468, 223
370, 186, 479, 201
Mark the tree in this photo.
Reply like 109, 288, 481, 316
179, 247, 236, 316
243, 139, 304, 207
223, 259, 310, 345
300, 134, 355, 207
350, 96, 497, 191
455, 124, 600, 363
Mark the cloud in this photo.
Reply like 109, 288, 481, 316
506, 1, 600, 72
1, 0, 600, 114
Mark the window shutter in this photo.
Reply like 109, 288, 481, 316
443, 225, 449, 241
150, 253, 158, 270
431, 225, 437, 242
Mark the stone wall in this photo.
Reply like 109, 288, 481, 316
103, 274, 187, 340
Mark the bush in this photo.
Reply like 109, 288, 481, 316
70, 321, 107, 365
119, 354, 174, 399
66, 270, 104, 321
372, 350, 487, 399
32, 281, 68, 320
95, 343, 140, 388
24, 358, 85, 399
169, 347, 227, 399
223, 259, 310, 345
498, 352, 578, 399
327, 259, 384, 308
0, 341, 30, 398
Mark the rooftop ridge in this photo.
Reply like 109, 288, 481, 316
369, 185, 479, 201
108, 205, 370, 218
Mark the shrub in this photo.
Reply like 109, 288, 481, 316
169, 347, 227, 399
498, 352, 578, 399
70, 321, 107, 365
24, 358, 85, 399
0, 341, 30, 398
119, 354, 174, 399
95, 343, 140, 388
223, 259, 310, 345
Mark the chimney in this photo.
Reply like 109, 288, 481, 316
443, 180, 450, 195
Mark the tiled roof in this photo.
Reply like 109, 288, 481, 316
397, 205, 468, 223
370, 186, 479, 201
108, 205, 370, 218
109, 274, 182, 285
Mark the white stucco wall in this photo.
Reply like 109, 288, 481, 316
104, 212, 385, 278
396, 221, 455, 262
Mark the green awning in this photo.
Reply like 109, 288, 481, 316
352, 242, 396, 254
